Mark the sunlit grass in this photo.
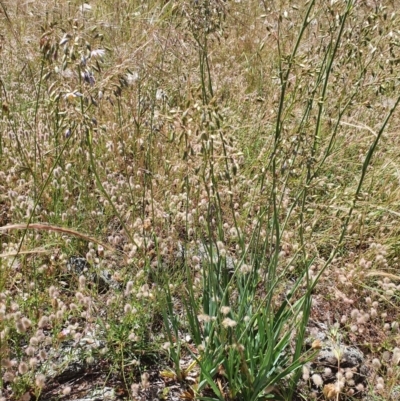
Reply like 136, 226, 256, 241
0, 0, 400, 400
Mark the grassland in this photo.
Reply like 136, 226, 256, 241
0, 0, 400, 400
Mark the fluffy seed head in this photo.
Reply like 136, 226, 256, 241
21, 317, 32, 330
240, 264, 252, 274
222, 318, 237, 328
29, 358, 38, 368
372, 358, 381, 369
79, 275, 86, 288
220, 306, 231, 315
35, 373, 46, 388
29, 336, 39, 346
131, 383, 140, 396
62, 387, 71, 395
16, 320, 26, 333
198, 314, 211, 322
323, 383, 339, 399
311, 374, 323, 387
345, 370, 354, 380
18, 362, 28, 375
3, 372, 15, 383
38, 316, 49, 328
141, 372, 150, 389
302, 365, 310, 381
392, 348, 400, 365
125, 281, 134, 296
20, 392, 30, 401
39, 350, 47, 361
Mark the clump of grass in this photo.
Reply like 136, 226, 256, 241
1, 0, 400, 400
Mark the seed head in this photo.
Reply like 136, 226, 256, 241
79, 275, 86, 289
131, 383, 140, 396
240, 264, 252, 274
62, 387, 71, 395
49, 286, 58, 298
302, 366, 310, 381
35, 373, 46, 388
39, 350, 47, 361
21, 317, 32, 330
141, 372, 150, 389
392, 347, 400, 365
29, 358, 38, 368
38, 316, 49, 328
220, 306, 231, 315
29, 336, 39, 346
197, 314, 211, 322
3, 372, 15, 383
372, 358, 381, 369
18, 362, 28, 375
311, 374, 323, 387
16, 320, 26, 333
20, 392, 30, 401
86, 356, 95, 364
129, 333, 140, 342
222, 317, 237, 328
125, 281, 134, 296
323, 383, 339, 399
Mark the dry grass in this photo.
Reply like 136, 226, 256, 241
0, 0, 400, 400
